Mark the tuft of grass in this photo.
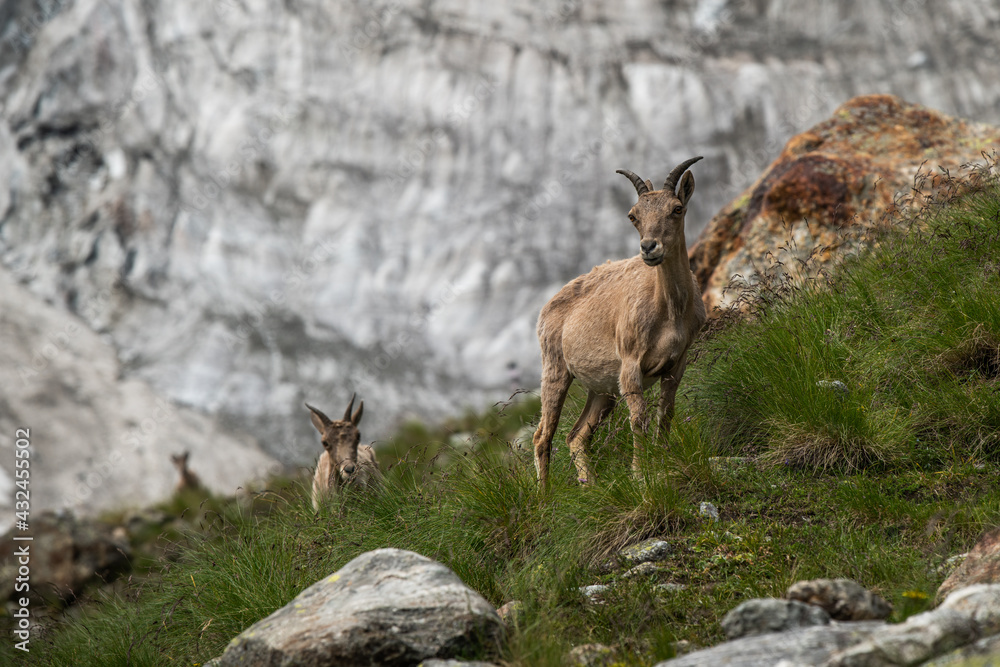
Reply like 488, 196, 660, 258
691, 165, 1000, 472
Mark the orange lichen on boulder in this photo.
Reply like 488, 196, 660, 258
690, 94, 1000, 313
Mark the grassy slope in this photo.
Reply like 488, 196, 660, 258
9, 178, 1000, 666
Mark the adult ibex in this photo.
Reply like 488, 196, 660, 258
533, 157, 707, 487
307, 394, 377, 511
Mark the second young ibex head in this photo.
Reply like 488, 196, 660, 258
307, 394, 365, 485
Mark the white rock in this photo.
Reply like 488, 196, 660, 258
218, 549, 503, 666
940, 583, 1000, 636
580, 585, 610, 603
826, 608, 979, 666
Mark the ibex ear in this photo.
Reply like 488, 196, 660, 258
677, 171, 695, 206
310, 412, 325, 434
351, 400, 364, 426
306, 403, 331, 434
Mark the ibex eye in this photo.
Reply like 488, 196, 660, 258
628, 214, 637, 223
673, 206, 683, 215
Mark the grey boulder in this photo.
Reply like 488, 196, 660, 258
785, 578, 893, 621
217, 548, 503, 666
938, 583, 1000, 636
620, 538, 673, 567
825, 608, 979, 666
656, 621, 885, 667
721, 598, 831, 640
922, 633, 1000, 666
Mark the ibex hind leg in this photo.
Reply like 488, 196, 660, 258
566, 391, 616, 484
533, 363, 573, 489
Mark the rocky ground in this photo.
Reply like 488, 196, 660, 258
191, 529, 1000, 666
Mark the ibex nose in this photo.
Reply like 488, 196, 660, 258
640, 240, 659, 255
343, 463, 356, 475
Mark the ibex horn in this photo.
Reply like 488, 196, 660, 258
305, 403, 332, 426
343, 393, 357, 422
663, 156, 704, 193
616, 169, 649, 196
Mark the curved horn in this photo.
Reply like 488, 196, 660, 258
352, 400, 364, 426
616, 169, 649, 197
305, 403, 332, 426
343, 393, 356, 421
663, 156, 704, 193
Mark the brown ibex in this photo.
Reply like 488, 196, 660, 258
532, 157, 707, 487
170, 451, 205, 493
308, 394, 377, 511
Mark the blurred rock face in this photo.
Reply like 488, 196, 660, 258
0, 267, 278, 524
1, 1, 999, 459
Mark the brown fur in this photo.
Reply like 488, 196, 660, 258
170, 451, 205, 493
307, 395, 377, 511
533, 159, 708, 487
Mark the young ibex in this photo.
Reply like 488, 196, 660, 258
170, 451, 205, 493
307, 394, 377, 511
533, 157, 707, 487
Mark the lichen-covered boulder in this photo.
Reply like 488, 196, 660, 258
720, 598, 831, 640
689, 94, 1000, 313
217, 548, 503, 667
620, 538, 673, 567
600, 537, 674, 573
785, 578, 893, 621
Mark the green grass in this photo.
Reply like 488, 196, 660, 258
689, 175, 1000, 471
8, 174, 1000, 666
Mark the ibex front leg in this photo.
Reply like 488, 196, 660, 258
619, 360, 649, 477
533, 360, 573, 489
656, 351, 689, 442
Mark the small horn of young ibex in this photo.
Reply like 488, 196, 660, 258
307, 394, 378, 511
170, 450, 205, 493
533, 157, 707, 487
